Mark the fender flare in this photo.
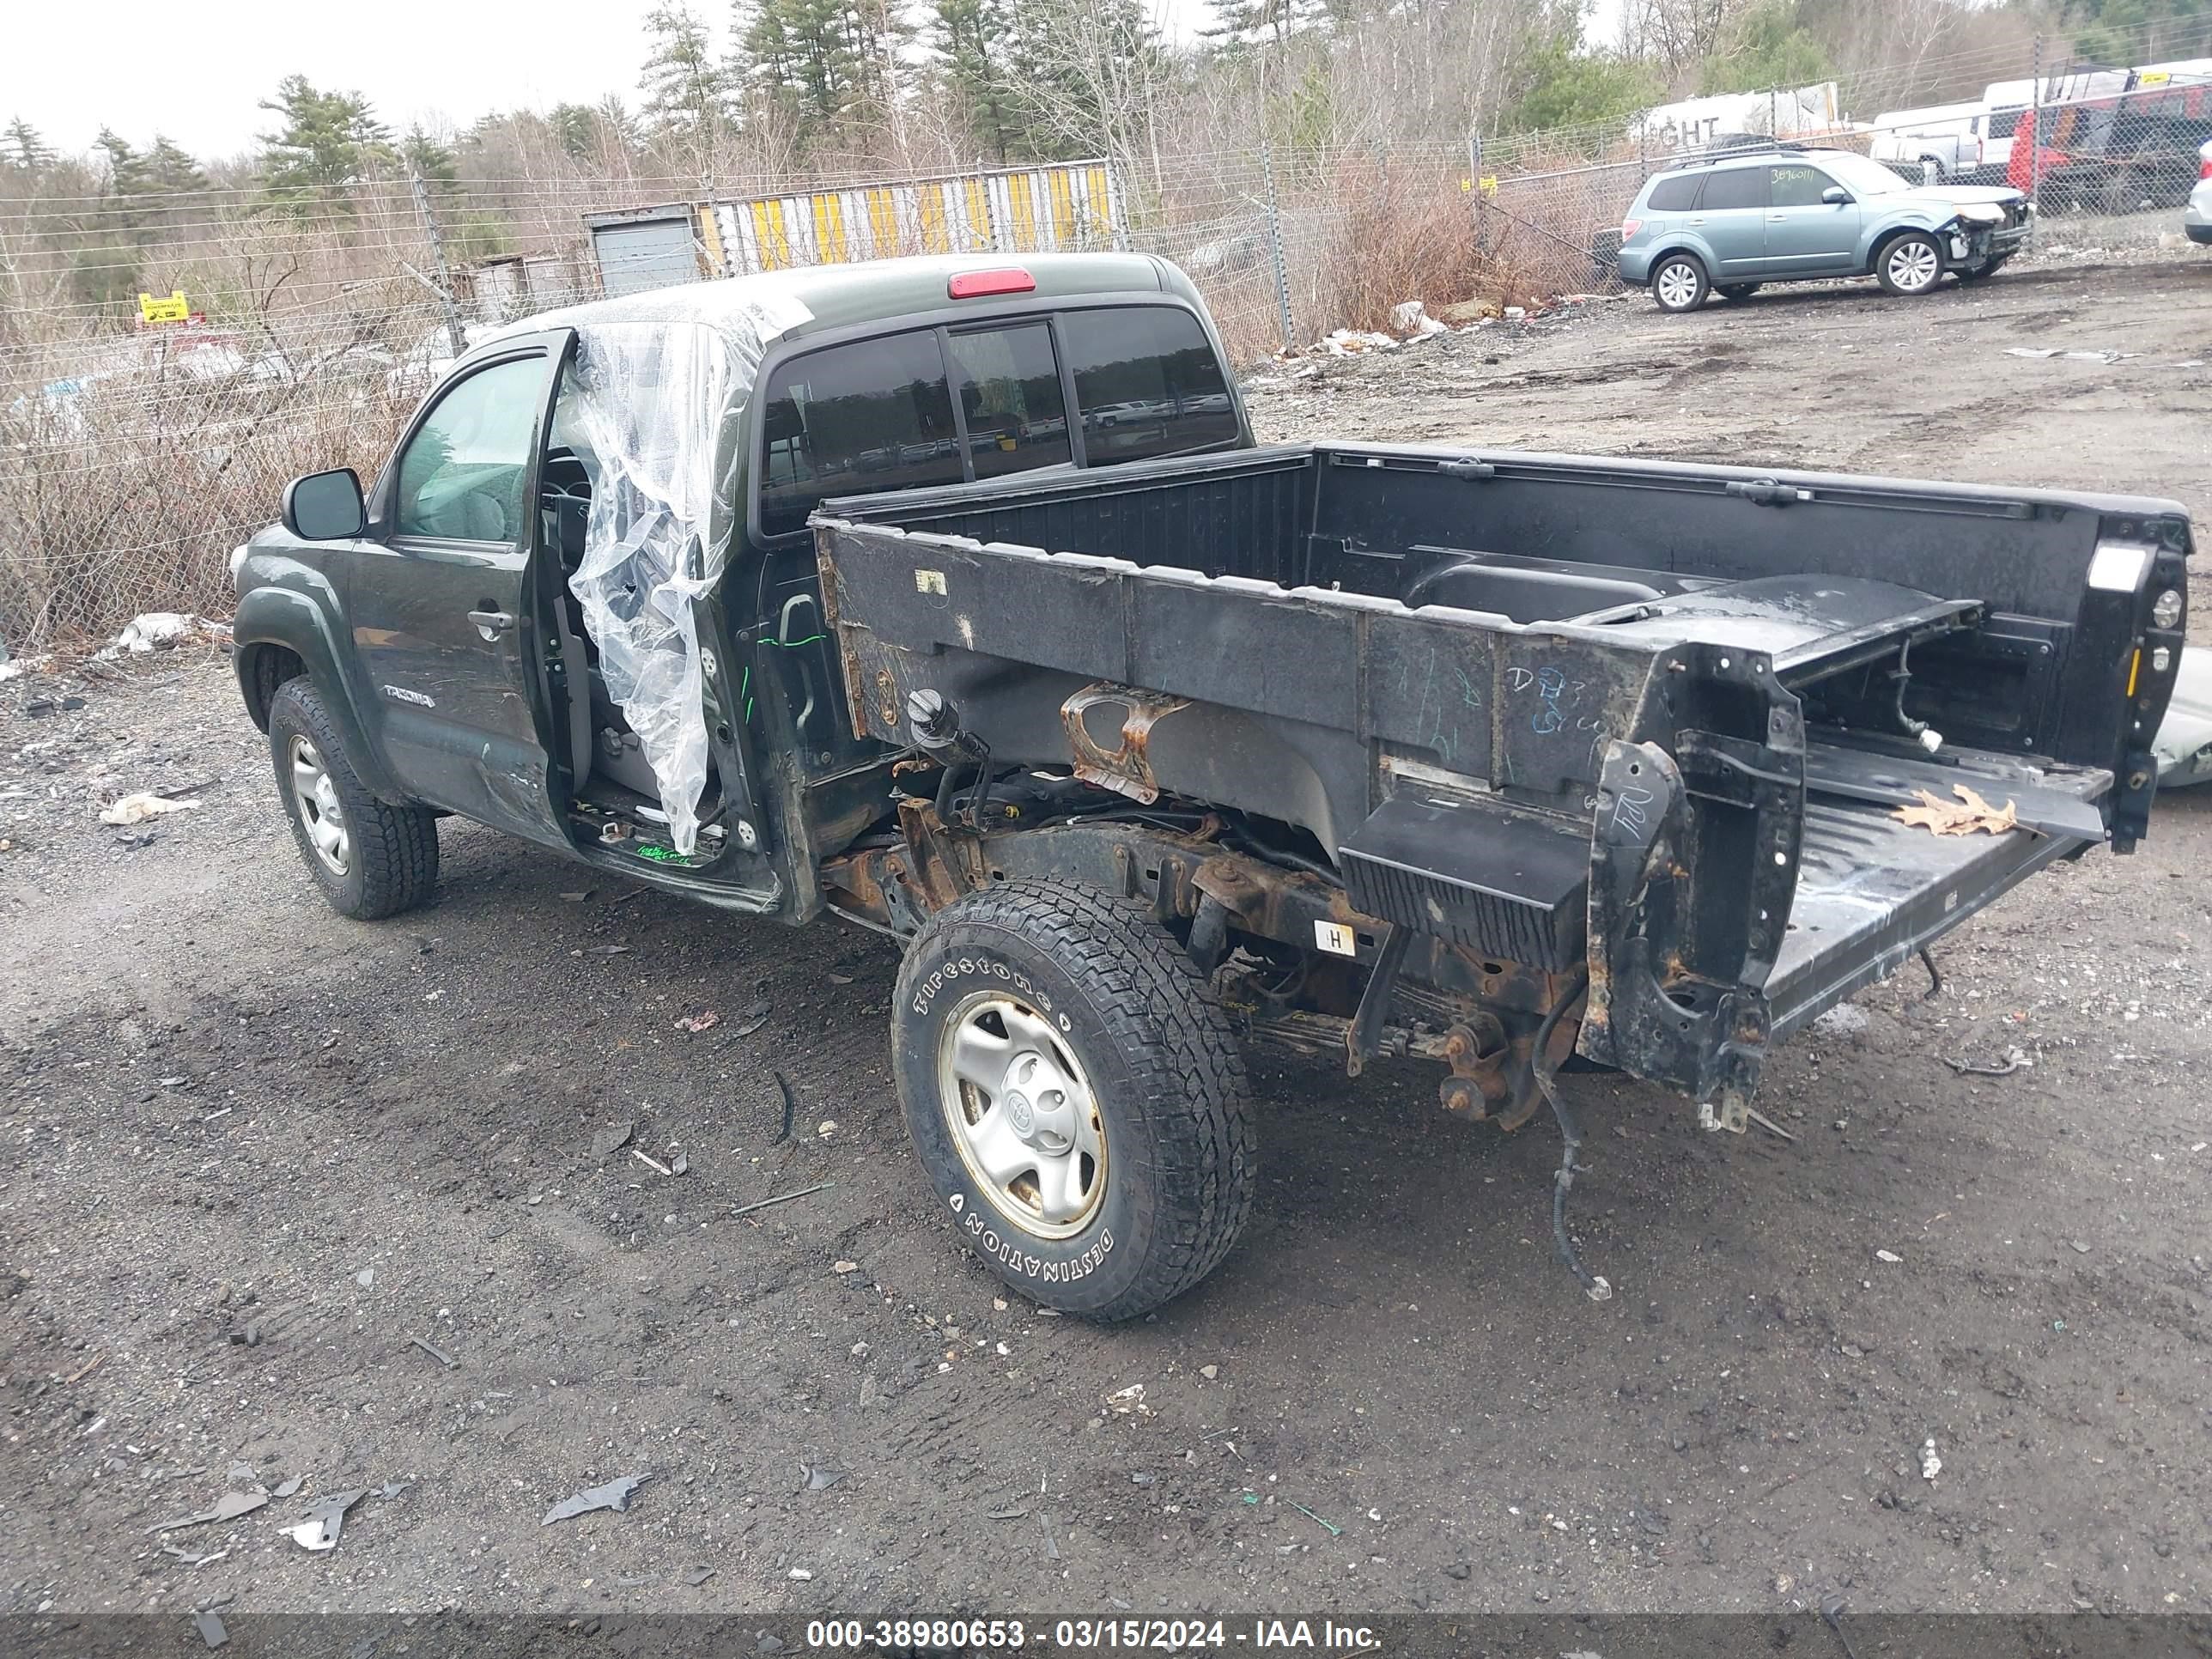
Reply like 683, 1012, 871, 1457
1861, 216, 1948, 272
232, 584, 409, 804
1644, 241, 1711, 278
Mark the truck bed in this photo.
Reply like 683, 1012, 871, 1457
815, 442, 2187, 1104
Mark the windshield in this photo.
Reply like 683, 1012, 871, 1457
1816, 152, 1911, 197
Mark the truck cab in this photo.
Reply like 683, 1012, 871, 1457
230, 253, 1249, 922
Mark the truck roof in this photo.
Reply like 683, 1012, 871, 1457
503, 252, 1187, 352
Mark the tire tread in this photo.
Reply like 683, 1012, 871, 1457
897, 879, 1257, 1320
269, 678, 439, 921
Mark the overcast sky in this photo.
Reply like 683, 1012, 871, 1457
2, 0, 1224, 162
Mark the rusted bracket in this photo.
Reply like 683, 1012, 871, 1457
1061, 683, 1189, 805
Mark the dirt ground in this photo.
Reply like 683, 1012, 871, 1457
4, 255, 2211, 1631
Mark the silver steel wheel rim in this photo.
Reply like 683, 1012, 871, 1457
937, 991, 1108, 1240
288, 735, 350, 876
1888, 241, 1939, 290
1656, 264, 1699, 307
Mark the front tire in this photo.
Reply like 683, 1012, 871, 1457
268, 678, 440, 921
893, 880, 1256, 1320
1651, 253, 1710, 313
1876, 232, 1945, 296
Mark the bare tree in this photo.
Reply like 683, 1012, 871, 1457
1625, 0, 1741, 81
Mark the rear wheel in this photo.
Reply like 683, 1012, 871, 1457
1876, 232, 1945, 296
892, 880, 1256, 1320
1716, 283, 1762, 301
268, 678, 440, 921
1651, 253, 1710, 313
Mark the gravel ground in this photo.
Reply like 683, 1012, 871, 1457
3, 255, 2209, 1628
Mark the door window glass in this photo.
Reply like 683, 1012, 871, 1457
393, 356, 546, 541
947, 323, 1071, 479
758, 331, 959, 537
1060, 307, 1238, 464
1769, 162, 1835, 208
1697, 167, 1766, 210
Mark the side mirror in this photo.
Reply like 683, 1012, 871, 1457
283, 468, 366, 540
1821, 185, 1852, 206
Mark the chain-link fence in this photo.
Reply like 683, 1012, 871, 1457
5, 32, 2209, 652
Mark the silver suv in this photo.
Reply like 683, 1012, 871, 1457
1616, 147, 2031, 311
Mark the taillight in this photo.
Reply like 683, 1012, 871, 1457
2199, 157, 2212, 179
1620, 217, 1644, 240
948, 267, 1036, 299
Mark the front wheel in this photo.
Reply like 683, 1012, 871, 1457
1876, 232, 1945, 296
1716, 283, 1762, 301
268, 678, 440, 921
1651, 253, 1710, 313
892, 880, 1256, 1320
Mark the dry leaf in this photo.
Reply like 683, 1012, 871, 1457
1893, 784, 2022, 838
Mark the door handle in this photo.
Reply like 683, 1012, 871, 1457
467, 608, 516, 641
1767, 213, 1788, 221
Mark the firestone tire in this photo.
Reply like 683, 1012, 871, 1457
267, 678, 440, 921
892, 880, 1256, 1321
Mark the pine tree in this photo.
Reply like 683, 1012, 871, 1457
548, 102, 602, 162
143, 136, 209, 197
640, 4, 732, 159
736, 0, 908, 139
932, 0, 1022, 160
1201, 0, 1312, 56
1006, 0, 1164, 162
257, 73, 397, 214
3, 116, 54, 173
96, 129, 155, 200
404, 126, 459, 191
597, 94, 643, 157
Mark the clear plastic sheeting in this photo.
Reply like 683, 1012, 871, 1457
537, 282, 813, 854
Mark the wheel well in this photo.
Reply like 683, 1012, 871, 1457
1869, 223, 1936, 269
241, 643, 307, 731
1650, 246, 1706, 276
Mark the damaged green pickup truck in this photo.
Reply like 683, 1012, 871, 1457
231, 252, 2190, 1318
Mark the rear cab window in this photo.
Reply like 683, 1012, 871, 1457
755, 302, 1236, 537
1060, 307, 1239, 464
758, 331, 960, 538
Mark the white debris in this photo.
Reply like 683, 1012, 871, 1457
99, 793, 200, 826
1320, 329, 1398, 356
100, 612, 216, 659
1812, 1003, 1870, 1041
1919, 1438, 1942, 1481
1875, 1249, 1903, 1264
787, 1567, 813, 1581
1389, 301, 1449, 338
1503, 306, 1527, 321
